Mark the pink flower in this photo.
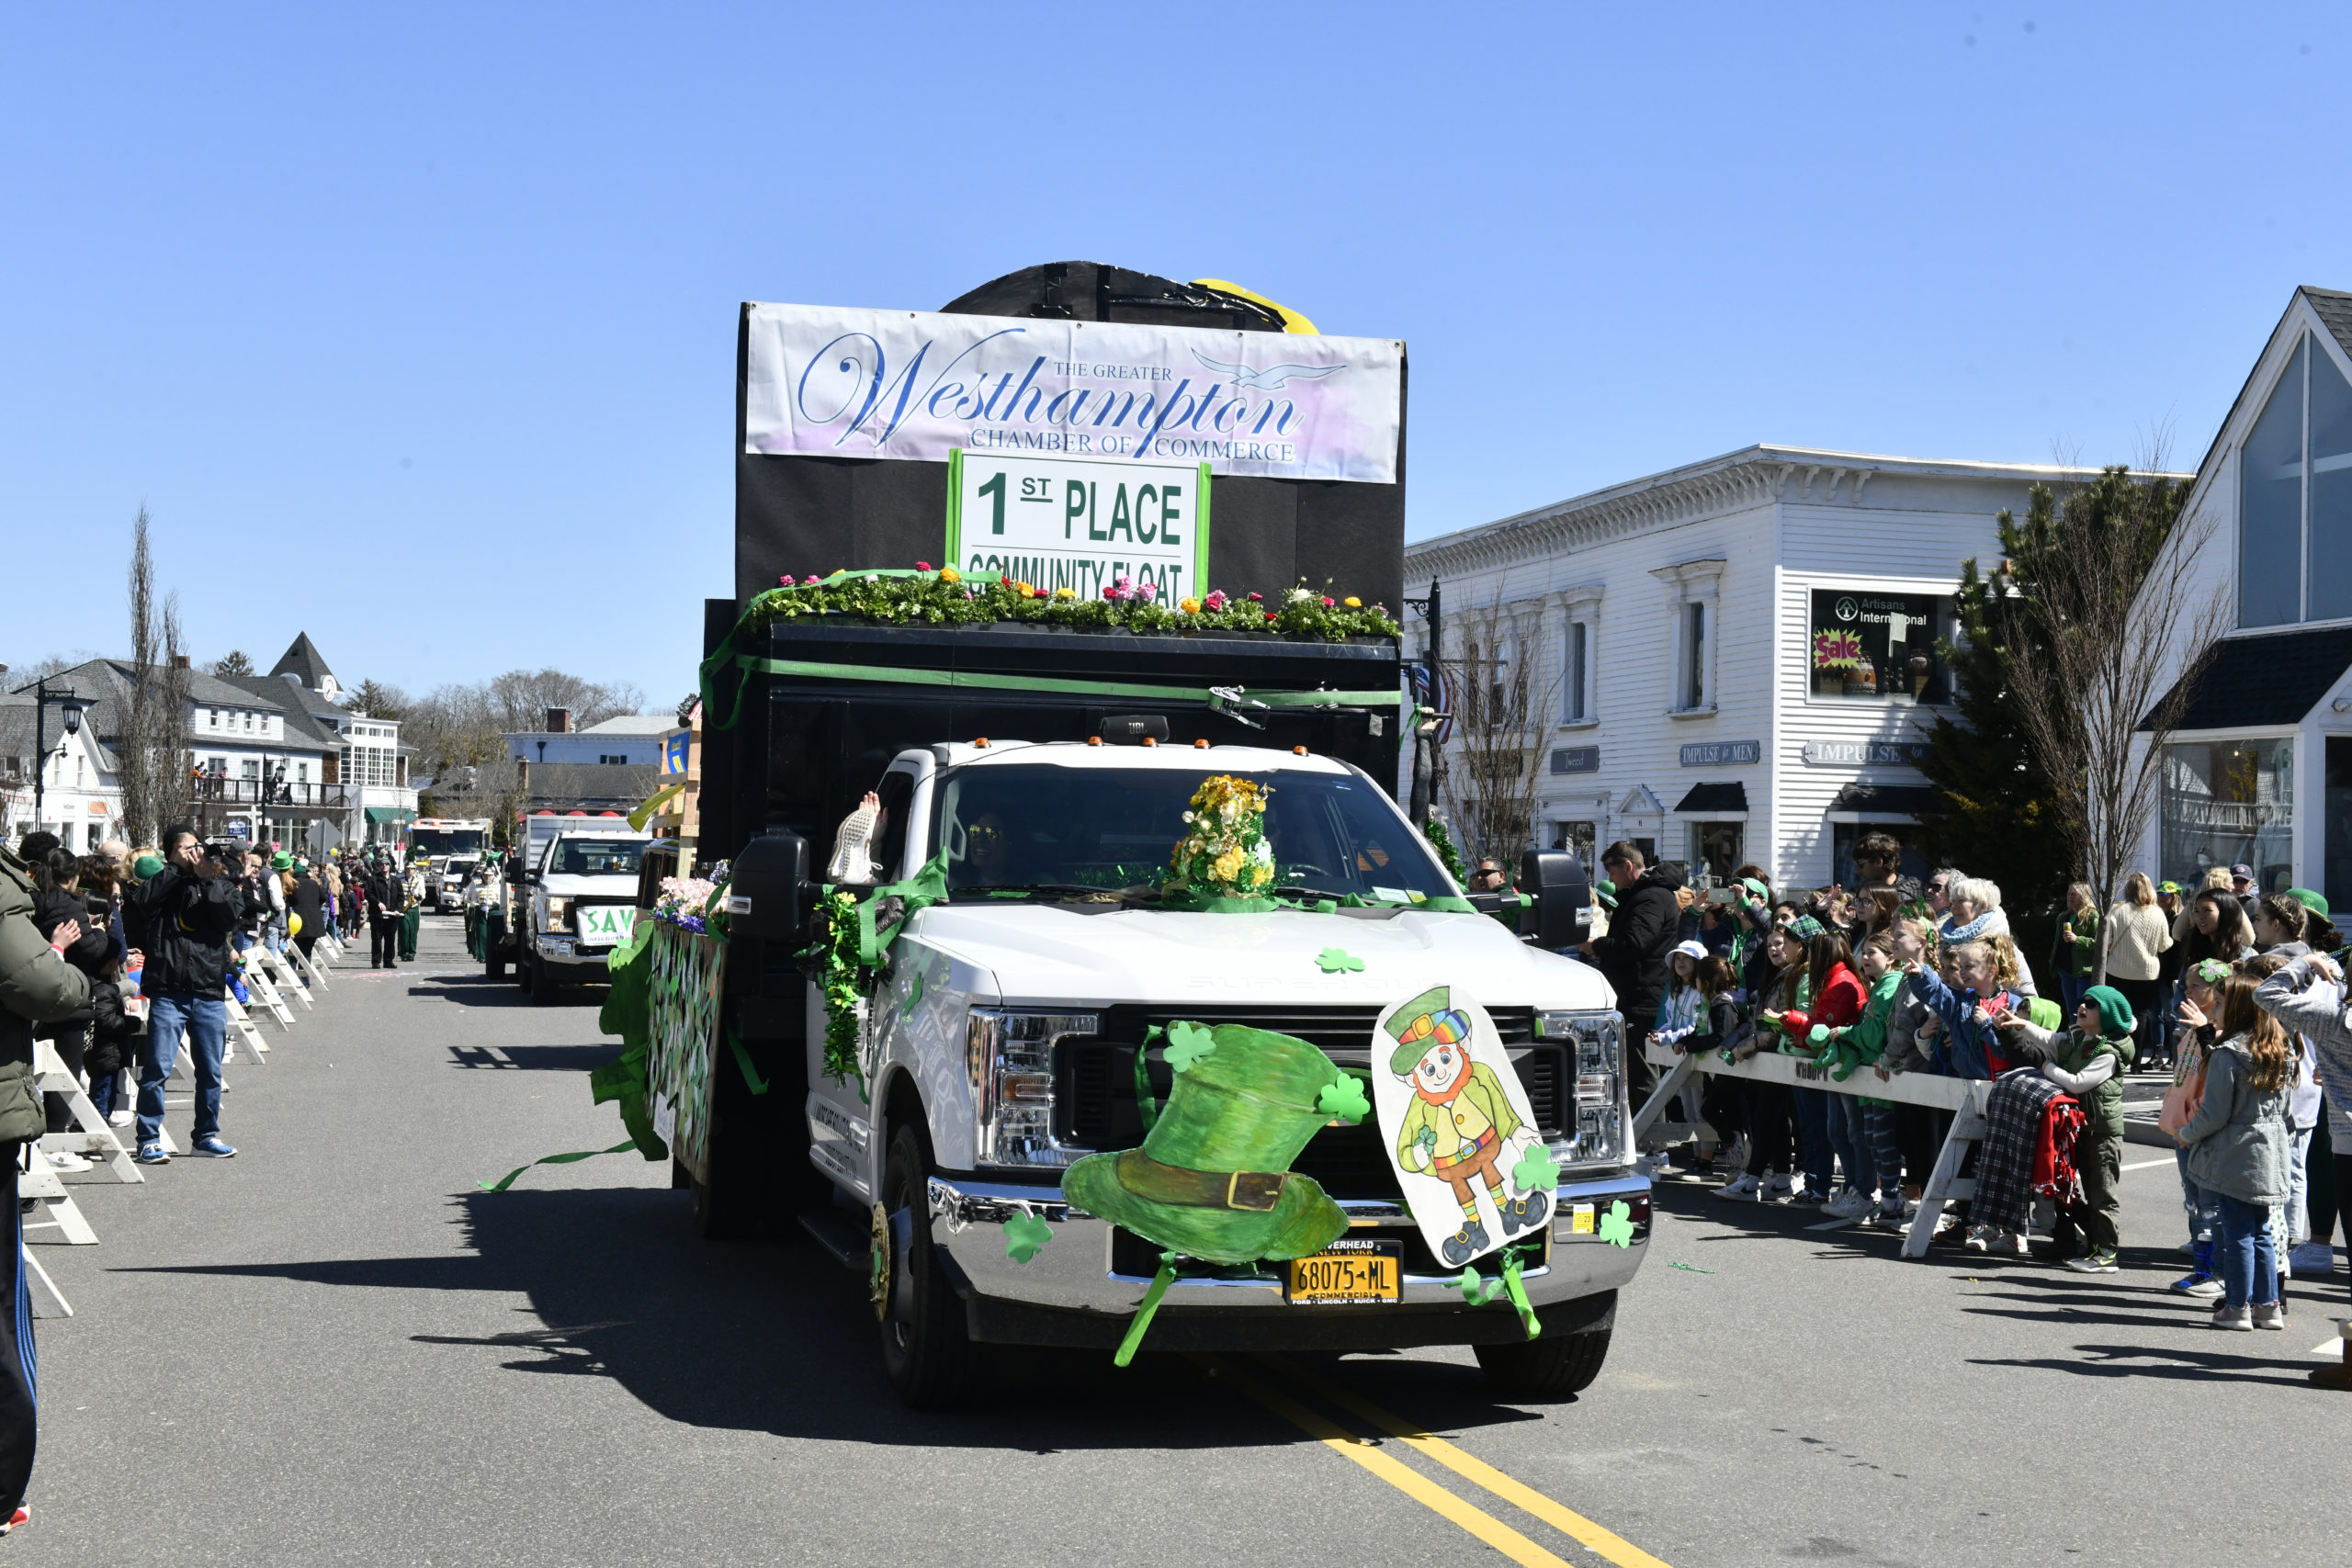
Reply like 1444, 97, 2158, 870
1204, 590, 1227, 611
1138, 581, 1159, 603
778, 575, 790, 584
805, 575, 821, 585
1248, 592, 1263, 603
1321, 595, 1336, 608
915, 560, 933, 572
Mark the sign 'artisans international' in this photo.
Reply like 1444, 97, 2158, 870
741, 303, 1402, 483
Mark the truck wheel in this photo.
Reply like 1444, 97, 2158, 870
514, 952, 532, 992
530, 959, 558, 1006
878, 1123, 989, 1409
1474, 1326, 1612, 1401
485, 948, 506, 979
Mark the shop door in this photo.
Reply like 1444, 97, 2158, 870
1688, 822, 1744, 885
2328, 738, 2352, 915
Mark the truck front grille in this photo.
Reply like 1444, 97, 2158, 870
1052, 1004, 1567, 1196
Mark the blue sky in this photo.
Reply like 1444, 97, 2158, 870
4, 4, 2344, 700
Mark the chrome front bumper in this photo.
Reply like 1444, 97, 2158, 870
924, 1163, 1651, 1348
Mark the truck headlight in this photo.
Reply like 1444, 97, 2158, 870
544, 896, 571, 930
1538, 1010, 1628, 1170
966, 1009, 1098, 1168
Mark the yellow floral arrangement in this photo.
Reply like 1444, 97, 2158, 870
1167, 774, 1275, 900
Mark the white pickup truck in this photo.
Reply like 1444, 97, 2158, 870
743, 736, 1647, 1406
520, 828, 653, 1004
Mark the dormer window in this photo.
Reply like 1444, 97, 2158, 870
2240, 331, 2352, 627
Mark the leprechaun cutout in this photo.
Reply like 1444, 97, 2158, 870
1374, 985, 1550, 1268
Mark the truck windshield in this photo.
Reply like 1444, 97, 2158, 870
412, 829, 485, 857
933, 764, 1452, 903
548, 840, 645, 876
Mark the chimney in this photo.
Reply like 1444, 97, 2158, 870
547, 707, 572, 733
172, 654, 191, 669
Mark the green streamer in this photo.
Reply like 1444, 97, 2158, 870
728, 1027, 771, 1096
1134, 1025, 1164, 1134
1499, 1247, 1542, 1340
478, 1140, 640, 1193
1114, 1253, 1181, 1368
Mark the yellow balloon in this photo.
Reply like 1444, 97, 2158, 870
287, 914, 302, 938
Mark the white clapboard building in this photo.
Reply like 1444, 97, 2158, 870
1405, 445, 2108, 887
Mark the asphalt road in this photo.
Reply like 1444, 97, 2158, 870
27, 915, 2351, 1567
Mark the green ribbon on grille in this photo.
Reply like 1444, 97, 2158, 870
1114, 1252, 1182, 1368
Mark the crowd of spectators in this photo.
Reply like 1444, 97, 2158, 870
1567, 829, 2348, 1388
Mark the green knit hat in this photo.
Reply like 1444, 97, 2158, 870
2287, 886, 2330, 919
1060, 1024, 1350, 1267
132, 852, 164, 880
2081, 984, 2135, 1040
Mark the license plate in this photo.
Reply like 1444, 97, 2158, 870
576, 906, 637, 947
1284, 1237, 1402, 1305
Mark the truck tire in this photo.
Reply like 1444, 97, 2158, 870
1474, 1325, 1612, 1401
878, 1123, 989, 1409
515, 950, 533, 992
530, 958, 558, 1006
485, 947, 506, 980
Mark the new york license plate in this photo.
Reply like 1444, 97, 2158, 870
1284, 1236, 1403, 1305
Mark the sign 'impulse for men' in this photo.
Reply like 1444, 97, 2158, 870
946, 451, 1208, 601
742, 303, 1402, 483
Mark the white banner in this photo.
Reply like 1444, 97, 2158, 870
743, 302, 1401, 482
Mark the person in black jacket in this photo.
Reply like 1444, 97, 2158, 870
28, 850, 119, 1162
365, 852, 404, 968
118, 826, 243, 1164
1583, 842, 1684, 1119
287, 863, 327, 963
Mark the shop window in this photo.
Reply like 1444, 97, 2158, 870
1809, 590, 1952, 702
1550, 819, 1597, 869
1687, 821, 1744, 885
1829, 823, 1928, 890
2162, 738, 2294, 895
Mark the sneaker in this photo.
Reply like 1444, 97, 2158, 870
133, 1144, 170, 1166
2172, 1272, 2224, 1299
2290, 1242, 2336, 1274
2252, 1302, 2288, 1331
1714, 1174, 1760, 1201
1759, 1174, 1795, 1205
2064, 1248, 2120, 1273
0, 1506, 26, 1534
1871, 1200, 1907, 1228
1824, 1189, 1872, 1220
2003, 1230, 2030, 1257
1964, 1224, 1994, 1254
107, 1109, 134, 1128
188, 1136, 237, 1158
43, 1150, 92, 1173
2211, 1303, 2254, 1331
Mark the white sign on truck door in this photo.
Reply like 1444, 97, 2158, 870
946, 450, 1208, 603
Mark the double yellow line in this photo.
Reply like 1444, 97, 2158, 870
1203, 1354, 1672, 1568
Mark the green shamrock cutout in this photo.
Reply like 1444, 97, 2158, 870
1316, 1074, 1371, 1124
1444, 1267, 1497, 1305
1316, 946, 1365, 973
1598, 1199, 1635, 1248
1003, 1212, 1053, 1265
1510, 1142, 1561, 1193
1164, 1021, 1218, 1074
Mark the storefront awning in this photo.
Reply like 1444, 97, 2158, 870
1827, 784, 1938, 817
364, 806, 417, 824
2142, 624, 2352, 731
1674, 783, 1747, 814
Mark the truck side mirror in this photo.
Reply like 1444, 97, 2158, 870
1519, 849, 1590, 950
729, 829, 811, 943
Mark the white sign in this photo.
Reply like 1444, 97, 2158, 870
743, 302, 1402, 483
575, 905, 638, 949
948, 451, 1207, 602
1372, 985, 1550, 1269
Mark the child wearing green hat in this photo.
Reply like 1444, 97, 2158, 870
1995, 984, 2138, 1270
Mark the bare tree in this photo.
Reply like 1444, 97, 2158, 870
1440, 598, 1560, 868
121, 508, 162, 845
161, 592, 193, 825
1986, 467, 2228, 981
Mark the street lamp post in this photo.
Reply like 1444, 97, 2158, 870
30, 678, 86, 846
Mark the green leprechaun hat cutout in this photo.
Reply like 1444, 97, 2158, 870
1062, 1023, 1352, 1269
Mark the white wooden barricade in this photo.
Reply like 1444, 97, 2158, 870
34, 1038, 140, 1184
292, 942, 329, 992
1638, 1043, 1993, 1260
265, 945, 313, 1010
24, 1245, 71, 1318
220, 995, 269, 1064
240, 959, 295, 1029
19, 1148, 96, 1246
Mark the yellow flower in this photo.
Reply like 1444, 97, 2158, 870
1055, 586, 1076, 600
1343, 596, 1362, 608
1212, 847, 1244, 883
1180, 596, 1202, 614
940, 567, 961, 584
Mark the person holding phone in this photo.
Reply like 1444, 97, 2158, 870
118, 826, 244, 1165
